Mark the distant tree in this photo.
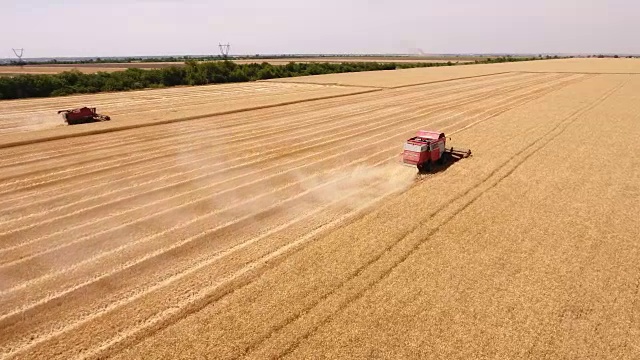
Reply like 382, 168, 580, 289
160, 66, 186, 86
229, 68, 249, 82
256, 66, 277, 79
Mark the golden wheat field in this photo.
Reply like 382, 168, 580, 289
0, 59, 639, 359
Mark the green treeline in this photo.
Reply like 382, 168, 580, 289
0, 58, 540, 100
0, 61, 422, 100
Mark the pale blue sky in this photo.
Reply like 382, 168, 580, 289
1, 0, 638, 58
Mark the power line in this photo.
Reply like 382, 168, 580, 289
12, 48, 25, 65
218, 43, 231, 59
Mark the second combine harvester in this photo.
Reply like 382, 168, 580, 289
402, 130, 471, 172
58, 107, 111, 125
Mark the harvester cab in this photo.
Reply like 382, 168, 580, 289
402, 130, 471, 172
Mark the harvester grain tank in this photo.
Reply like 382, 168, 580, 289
58, 107, 111, 125
402, 130, 471, 172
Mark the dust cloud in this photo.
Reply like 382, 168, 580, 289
0, 113, 64, 134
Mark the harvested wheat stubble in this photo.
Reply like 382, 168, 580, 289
0, 60, 639, 360
279, 75, 640, 360
269, 58, 640, 88
106, 74, 639, 360
268, 64, 511, 88
497, 57, 640, 74
0, 73, 569, 300
0, 82, 375, 138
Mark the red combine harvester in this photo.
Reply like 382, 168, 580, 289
402, 130, 472, 172
57, 107, 111, 125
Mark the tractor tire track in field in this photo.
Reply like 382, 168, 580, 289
0, 83, 568, 324
0, 73, 536, 182
0, 166, 407, 358
0, 74, 582, 291
0, 73, 525, 163
0, 75, 556, 214
91, 73, 595, 360
0, 75, 536, 196
240, 76, 627, 359
0, 73, 564, 212
0, 86, 568, 358
0, 73, 532, 171
5, 74, 592, 358
0, 84, 383, 149
0, 74, 570, 251
0, 73, 526, 166
0, 74, 580, 316
0, 71, 607, 359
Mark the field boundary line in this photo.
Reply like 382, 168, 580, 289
0, 96, 363, 169
0, 80, 354, 104
0, 88, 382, 150
261, 80, 383, 89
267, 71, 512, 90
390, 71, 513, 89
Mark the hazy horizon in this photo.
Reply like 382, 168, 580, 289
2, 0, 638, 59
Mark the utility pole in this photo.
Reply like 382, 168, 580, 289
218, 43, 231, 59
12, 48, 25, 66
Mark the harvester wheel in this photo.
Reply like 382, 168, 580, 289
418, 161, 431, 173
438, 153, 447, 165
